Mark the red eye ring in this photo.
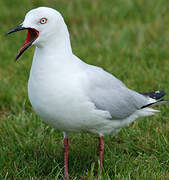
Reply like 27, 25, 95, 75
40, 17, 47, 24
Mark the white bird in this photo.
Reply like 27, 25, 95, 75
7, 7, 168, 178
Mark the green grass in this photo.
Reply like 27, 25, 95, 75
0, 0, 169, 179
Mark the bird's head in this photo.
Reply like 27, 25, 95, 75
7, 7, 66, 61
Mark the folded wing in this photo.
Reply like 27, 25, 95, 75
84, 64, 155, 119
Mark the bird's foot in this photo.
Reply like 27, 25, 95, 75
64, 173, 73, 179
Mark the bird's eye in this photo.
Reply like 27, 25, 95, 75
40, 18, 47, 24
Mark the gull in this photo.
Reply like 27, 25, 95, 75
7, 7, 168, 178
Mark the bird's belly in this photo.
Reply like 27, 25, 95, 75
28, 74, 109, 133
28, 72, 133, 135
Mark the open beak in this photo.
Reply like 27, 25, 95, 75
6, 24, 39, 61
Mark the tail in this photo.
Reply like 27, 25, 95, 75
140, 91, 169, 109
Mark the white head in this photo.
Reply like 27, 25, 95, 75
7, 7, 71, 61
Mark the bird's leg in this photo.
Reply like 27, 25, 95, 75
63, 133, 69, 178
98, 136, 104, 173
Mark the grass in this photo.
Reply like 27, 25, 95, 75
0, 0, 169, 179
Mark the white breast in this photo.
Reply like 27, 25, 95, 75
28, 50, 112, 134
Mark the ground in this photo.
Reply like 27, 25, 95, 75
0, 0, 169, 179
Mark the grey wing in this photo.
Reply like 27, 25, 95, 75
84, 64, 149, 119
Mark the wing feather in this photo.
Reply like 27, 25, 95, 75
83, 64, 148, 119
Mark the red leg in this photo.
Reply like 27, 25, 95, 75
63, 137, 69, 178
98, 136, 104, 173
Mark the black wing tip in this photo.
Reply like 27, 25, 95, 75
140, 90, 166, 100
